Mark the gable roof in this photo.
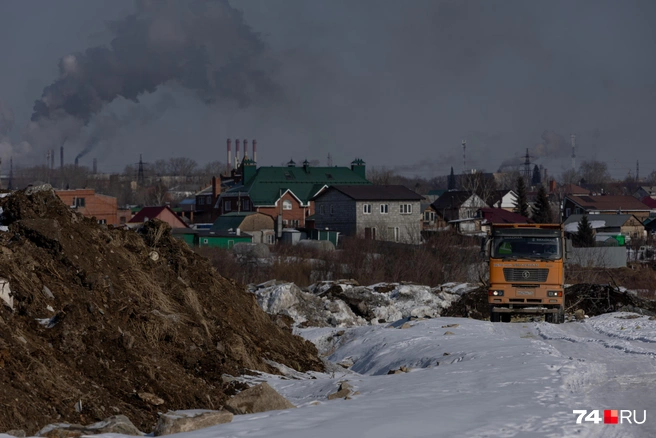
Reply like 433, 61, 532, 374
562, 213, 636, 229
432, 191, 485, 210
486, 189, 516, 207
640, 196, 656, 209
314, 185, 423, 201
210, 212, 256, 231
561, 183, 589, 195
129, 206, 188, 228
479, 208, 531, 224
565, 195, 650, 212
221, 165, 371, 206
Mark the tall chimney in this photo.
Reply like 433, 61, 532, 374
226, 138, 232, 171
93, 158, 97, 174
243, 139, 248, 159
253, 139, 257, 163
235, 139, 241, 168
60, 146, 64, 168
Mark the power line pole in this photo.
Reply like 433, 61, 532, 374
570, 134, 576, 171
138, 154, 145, 186
462, 140, 467, 174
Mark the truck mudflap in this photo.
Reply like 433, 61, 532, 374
491, 307, 560, 314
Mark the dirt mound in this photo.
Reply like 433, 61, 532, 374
0, 186, 322, 434
441, 286, 489, 320
565, 284, 656, 317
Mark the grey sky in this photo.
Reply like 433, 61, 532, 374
1, 0, 655, 179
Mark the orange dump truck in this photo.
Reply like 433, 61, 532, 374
486, 223, 566, 323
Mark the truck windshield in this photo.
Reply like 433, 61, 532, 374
492, 236, 562, 260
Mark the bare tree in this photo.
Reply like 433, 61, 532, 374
168, 157, 198, 177
495, 170, 521, 190
199, 160, 226, 179
560, 168, 581, 185
367, 166, 395, 185
152, 159, 169, 176
579, 160, 610, 185
461, 171, 497, 206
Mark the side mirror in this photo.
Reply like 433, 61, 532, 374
565, 238, 573, 260
480, 237, 489, 258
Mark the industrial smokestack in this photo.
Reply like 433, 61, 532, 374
243, 139, 248, 160
60, 146, 64, 169
235, 139, 241, 168
253, 139, 257, 163
227, 138, 232, 172
93, 158, 97, 174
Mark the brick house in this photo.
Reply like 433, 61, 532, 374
55, 189, 121, 225
128, 206, 189, 229
215, 158, 370, 230
312, 185, 424, 243
562, 195, 652, 222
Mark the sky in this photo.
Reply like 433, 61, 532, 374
1, 0, 656, 179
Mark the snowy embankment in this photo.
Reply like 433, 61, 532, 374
129, 314, 656, 438
249, 280, 478, 327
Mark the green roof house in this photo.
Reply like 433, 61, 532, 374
215, 158, 371, 229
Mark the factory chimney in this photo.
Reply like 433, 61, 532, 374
243, 139, 248, 159
253, 139, 257, 163
235, 139, 241, 168
226, 138, 232, 172
60, 146, 64, 169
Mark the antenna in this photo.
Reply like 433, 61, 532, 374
570, 134, 576, 171
636, 160, 639, 182
327, 153, 333, 167
462, 140, 466, 174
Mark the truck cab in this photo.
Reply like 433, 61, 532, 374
487, 224, 566, 323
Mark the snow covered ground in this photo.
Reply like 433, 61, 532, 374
178, 313, 654, 438
6, 285, 656, 437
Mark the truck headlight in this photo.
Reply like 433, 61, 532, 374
488, 290, 504, 296
547, 290, 562, 297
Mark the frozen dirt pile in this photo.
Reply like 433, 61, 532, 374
0, 186, 322, 434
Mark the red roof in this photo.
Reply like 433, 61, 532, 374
566, 195, 650, 211
479, 208, 531, 224
129, 206, 188, 228
641, 196, 656, 209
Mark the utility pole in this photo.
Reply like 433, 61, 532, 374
636, 160, 639, 182
570, 134, 576, 171
462, 140, 467, 174
327, 153, 333, 167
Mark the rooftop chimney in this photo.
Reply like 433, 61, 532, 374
253, 139, 257, 163
226, 138, 232, 172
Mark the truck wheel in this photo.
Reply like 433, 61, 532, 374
490, 309, 500, 322
501, 313, 511, 323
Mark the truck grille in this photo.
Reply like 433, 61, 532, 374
503, 268, 548, 282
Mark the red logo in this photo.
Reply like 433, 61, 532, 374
604, 410, 619, 424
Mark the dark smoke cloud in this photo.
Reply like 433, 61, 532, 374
497, 130, 572, 171
29, 0, 277, 152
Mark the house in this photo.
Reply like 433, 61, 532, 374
562, 195, 652, 222
431, 191, 488, 223
485, 190, 517, 211
216, 158, 371, 230
560, 183, 590, 196
128, 206, 189, 229
639, 196, 656, 212
312, 185, 424, 243
563, 214, 646, 241
196, 230, 252, 248
210, 212, 275, 245
478, 207, 532, 234
420, 203, 441, 233
55, 189, 123, 225
633, 186, 656, 200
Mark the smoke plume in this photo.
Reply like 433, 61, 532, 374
497, 130, 572, 172
29, 0, 277, 155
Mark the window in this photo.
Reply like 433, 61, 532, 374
565, 208, 571, 217
380, 204, 389, 214
320, 205, 325, 215
283, 200, 293, 210
199, 197, 205, 205
203, 238, 209, 244
291, 219, 300, 227
330, 205, 334, 215
225, 201, 231, 212
206, 196, 212, 205
424, 211, 435, 222
242, 199, 250, 211
120, 217, 126, 224
98, 219, 107, 225
387, 227, 399, 242
363, 204, 372, 214
75, 197, 85, 208
267, 234, 275, 244
364, 227, 377, 240
400, 204, 412, 214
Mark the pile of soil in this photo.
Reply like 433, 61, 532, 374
0, 186, 323, 434
565, 284, 656, 316
442, 283, 656, 320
